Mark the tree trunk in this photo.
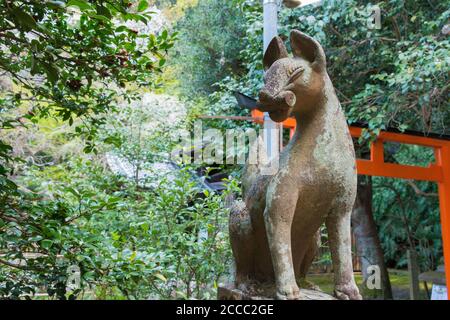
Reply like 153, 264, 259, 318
407, 249, 420, 300
352, 175, 393, 299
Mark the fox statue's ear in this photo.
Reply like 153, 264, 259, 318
290, 30, 326, 71
263, 36, 289, 71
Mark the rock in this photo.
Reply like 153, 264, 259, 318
217, 284, 336, 300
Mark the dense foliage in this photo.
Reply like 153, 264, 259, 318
2, 154, 232, 299
170, 0, 246, 97
0, 0, 187, 299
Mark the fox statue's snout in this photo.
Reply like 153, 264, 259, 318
258, 89, 296, 122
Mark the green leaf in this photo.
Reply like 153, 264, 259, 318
42, 63, 59, 84
161, 30, 168, 40
103, 135, 122, 147
29, 235, 43, 242
129, 251, 137, 261
41, 239, 54, 249
154, 273, 167, 282
140, 222, 149, 233
96, 5, 112, 18
30, 55, 39, 75
125, 13, 148, 23
89, 14, 110, 22
11, 8, 38, 30
111, 232, 120, 241
115, 26, 129, 33
137, 0, 149, 12
47, 1, 66, 10
67, 0, 93, 11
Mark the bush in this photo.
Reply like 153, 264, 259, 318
1, 157, 234, 299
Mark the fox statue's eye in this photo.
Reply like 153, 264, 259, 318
287, 66, 297, 76
288, 66, 304, 82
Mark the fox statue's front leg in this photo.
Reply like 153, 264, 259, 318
327, 208, 362, 300
264, 177, 301, 300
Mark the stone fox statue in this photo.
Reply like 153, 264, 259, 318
229, 30, 362, 300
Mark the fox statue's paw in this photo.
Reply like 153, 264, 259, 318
334, 283, 362, 300
275, 284, 301, 300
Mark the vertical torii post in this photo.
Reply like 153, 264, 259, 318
263, 0, 282, 158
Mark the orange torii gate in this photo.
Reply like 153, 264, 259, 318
251, 109, 450, 297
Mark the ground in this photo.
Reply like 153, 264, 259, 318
307, 269, 431, 300
33, 269, 432, 300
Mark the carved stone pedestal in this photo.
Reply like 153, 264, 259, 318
217, 284, 336, 300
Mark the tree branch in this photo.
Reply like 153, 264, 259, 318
406, 180, 438, 197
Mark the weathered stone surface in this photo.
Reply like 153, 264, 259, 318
229, 30, 362, 300
218, 284, 336, 300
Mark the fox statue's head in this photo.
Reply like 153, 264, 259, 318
258, 30, 328, 122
